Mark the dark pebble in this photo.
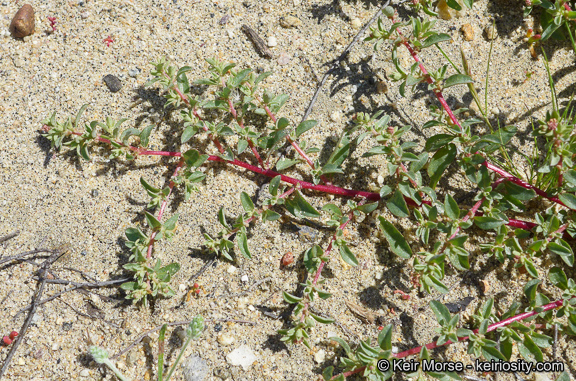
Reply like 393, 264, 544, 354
62, 322, 73, 331
214, 323, 222, 332
219, 15, 230, 25
103, 74, 122, 92
91, 189, 99, 197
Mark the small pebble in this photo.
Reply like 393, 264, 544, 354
267, 36, 277, 47
103, 74, 122, 92
179, 283, 186, 292
279, 15, 301, 28
277, 53, 290, 65
241, 274, 249, 282
181, 355, 209, 381
377, 175, 384, 185
484, 24, 497, 40
91, 189, 98, 197
218, 333, 235, 346
350, 18, 362, 29
80, 11, 89, 19
214, 323, 222, 332
314, 349, 326, 364
213, 367, 232, 380
219, 14, 230, 25
480, 279, 490, 294
226, 345, 258, 370
128, 68, 141, 78
79, 369, 90, 377
376, 80, 387, 94
461, 23, 474, 41
227, 265, 237, 274
10, 4, 35, 38
330, 111, 341, 122
17, 358, 25, 366
52, 343, 59, 351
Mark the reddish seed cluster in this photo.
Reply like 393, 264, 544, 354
393, 290, 410, 300
2, 331, 18, 346
47, 16, 57, 32
103, 36, 114, 47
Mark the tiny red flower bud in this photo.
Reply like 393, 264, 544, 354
2, 336, 12, 346
9, 331, 18, 340
377, 326, 384, 331
193, 283, 199, 289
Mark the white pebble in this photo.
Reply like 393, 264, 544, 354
80, 11, 90, 19
314, 349, 326, 364
226, 345, 258, 370
18, 358, 25, 366
377, 175, 384, 185
52, 343, 59, 351
392, 346, 399, 354
330, 111, 341, 122
227, 265, 237, 274
351, 18, 362, 29
218, 333, 235, 346
241, 274, 249, 282
267, 36, 277, 47
227, 30, 234, 38
179, 283, 186, 292
79, 369, 90, 377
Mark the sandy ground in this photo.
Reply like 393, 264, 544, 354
1, 0, 576, 380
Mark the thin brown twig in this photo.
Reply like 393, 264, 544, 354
0, 249, 64, 379
188, 257, 216, 283
56, 298, 120, 329
0, 231, 19, 244
13, 278, 128, 319
110, 317, 256, 360
0, 248, 53, 265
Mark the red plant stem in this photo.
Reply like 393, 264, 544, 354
301, 202, 361, 324
392, 297, 567, 359
483, 161, 567, 208
146, 160, 184, 259
332, 297, 570, 379
258, 99, 328, 181
226, 97, 266, 168
395, 25, 572, 211
73, 132, 543, 233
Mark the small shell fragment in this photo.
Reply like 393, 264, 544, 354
10, 4, 35, 38
280, 15, 302, 28
461, 23, 474, 41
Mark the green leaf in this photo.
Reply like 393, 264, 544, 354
444, 74, 474, 88
482, 346, 506, 361
282, 291, 303, 304
425, 134, 454, 152
559, 193, 576, 210
145, 212, 162, 230
549, 267, 568, 290
237, 139, 248, 154
444, 194, 460, 220
163, 214, 179, 231
182, 149, 209, 168
378, 217, 413, 259
139, 124, 154, 147
427, 274, 449, 294
310, 312, 335, 324
269, 175, 281, 196
295, 120, 318, 138
445, 0, 462, 10
386, 190, 410, 218
474, 216, 506, 230
75, 104, 89, 128
329, 337, 352, 356
523, 279, 541, 301
430, 300, 451, 325
285, 190, 321, 219
422, 33, 452, 48
339, 244, 358, 267
157, 262, 181, 282
240, 192, 255, 213
519, 335, 543, 362
276, 159, 300, 171
356, 202, 379, 214
237, 232, 252, 259
181, 125, 198, 144
377, 324, 393, 350
141, 177, 161, 193
549, 239, 574, 266
428, 144, 457, 189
